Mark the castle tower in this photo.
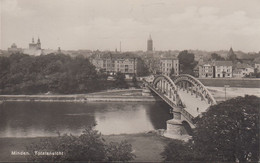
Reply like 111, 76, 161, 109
147, 34, 153, 52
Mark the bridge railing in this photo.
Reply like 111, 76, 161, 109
143, 79, 195, 124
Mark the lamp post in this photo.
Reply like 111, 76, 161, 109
224, 85, 230, 100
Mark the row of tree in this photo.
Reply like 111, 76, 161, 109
0, 53, 130, 94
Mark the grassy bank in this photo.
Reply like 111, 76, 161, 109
0, 132, 171, 162
198, 78, 260, 88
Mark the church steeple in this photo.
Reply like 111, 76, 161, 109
37, 37, 41, 44
32, 37, 35, 43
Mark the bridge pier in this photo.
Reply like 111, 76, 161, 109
164, 107, 184, 139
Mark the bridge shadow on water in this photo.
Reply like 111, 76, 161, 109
147, 91, 173, 130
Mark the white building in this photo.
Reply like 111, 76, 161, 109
199, 63, 214, 78
160, 57, 179, 76
214, 61, 233, 78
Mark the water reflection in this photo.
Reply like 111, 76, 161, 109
0, 101, 171, 137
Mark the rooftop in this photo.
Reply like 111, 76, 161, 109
214, 61, 233, 66
91, 52, 139, 59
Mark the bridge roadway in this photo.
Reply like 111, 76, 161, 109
177, 89, 210, 117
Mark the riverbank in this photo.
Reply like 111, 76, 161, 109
0, 132, 171, 162
0, 89, 157, 102
198, 78, 260, 88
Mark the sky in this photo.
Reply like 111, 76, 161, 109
0, 0, 260, 52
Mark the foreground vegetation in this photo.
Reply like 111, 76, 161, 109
162, 95, 259, 162
25, 126, 135, 162
0, 53, 130, 94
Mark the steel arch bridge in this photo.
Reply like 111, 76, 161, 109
143, 74, 216, 128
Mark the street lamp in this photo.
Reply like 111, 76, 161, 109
224, 85, 230, 100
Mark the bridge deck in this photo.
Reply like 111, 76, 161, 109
178, 89, 211, 117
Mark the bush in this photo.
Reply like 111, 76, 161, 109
26, 126, 135, 162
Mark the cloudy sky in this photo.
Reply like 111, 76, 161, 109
1, 0, 260, 52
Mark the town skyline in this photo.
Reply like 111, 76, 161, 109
1, 0, 260, 52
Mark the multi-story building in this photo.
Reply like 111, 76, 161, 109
90, 52, 142, 77
160, 57, 179, 76
214, 61, 233, 78
199, 63, 214, 78
147, 35, 153, 52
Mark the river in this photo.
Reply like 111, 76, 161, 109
0, 101, 172, 137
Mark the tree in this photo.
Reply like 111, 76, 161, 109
132, 75, 138, 88
106, 140, 136, 161
211, 53, 225, 61
178, 50, 197, 75
169, 68, 175, 77
193, 95, 259, 162
114, 72, 128, 89
162, 95, 259, 162
26, 126, 135, 162
161, 140, 198, 161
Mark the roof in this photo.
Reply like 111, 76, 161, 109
236, 63, 253, 69
91, 52, 140, 60
214, 61, 233, 66
160, 57, 178, 60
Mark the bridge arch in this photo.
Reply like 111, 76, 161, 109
173, 74, 216, 105
152, 75, 182, 107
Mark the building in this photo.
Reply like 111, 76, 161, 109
90, 52, 142, 77
233, 63, 254, 78
214, 61, 233, 78
23, 37, 43, 56
29, 37, 41, 50
255, 63, 260, 73
160, 57, 179, 76
147, 35, 153, 52
8, 43, 22, 54
199, 63, 214, 78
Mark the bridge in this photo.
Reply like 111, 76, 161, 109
143, 74, 216, 138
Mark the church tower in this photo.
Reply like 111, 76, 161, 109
147, 35, 153, 52
37, 37, 41, 50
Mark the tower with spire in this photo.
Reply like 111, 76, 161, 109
227, 47, 237, 62
29, 37, 41, 50
147, 34, 153, 52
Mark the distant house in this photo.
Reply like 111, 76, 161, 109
213, 61, 233, 78
233, 63, 254, 78
199, 63, 214, 78
159, 57, 179, 76
255, 63, 260, 73
90, 52, 142, 77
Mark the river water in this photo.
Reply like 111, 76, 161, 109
0, 101, 172, 137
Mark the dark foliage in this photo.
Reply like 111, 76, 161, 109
211, 53, 225, 61
0, 53, 124, 94
178, 50, 197, 76
26, 126, 135, 162
114, 72, 129, 89
162, 95, 259, 162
